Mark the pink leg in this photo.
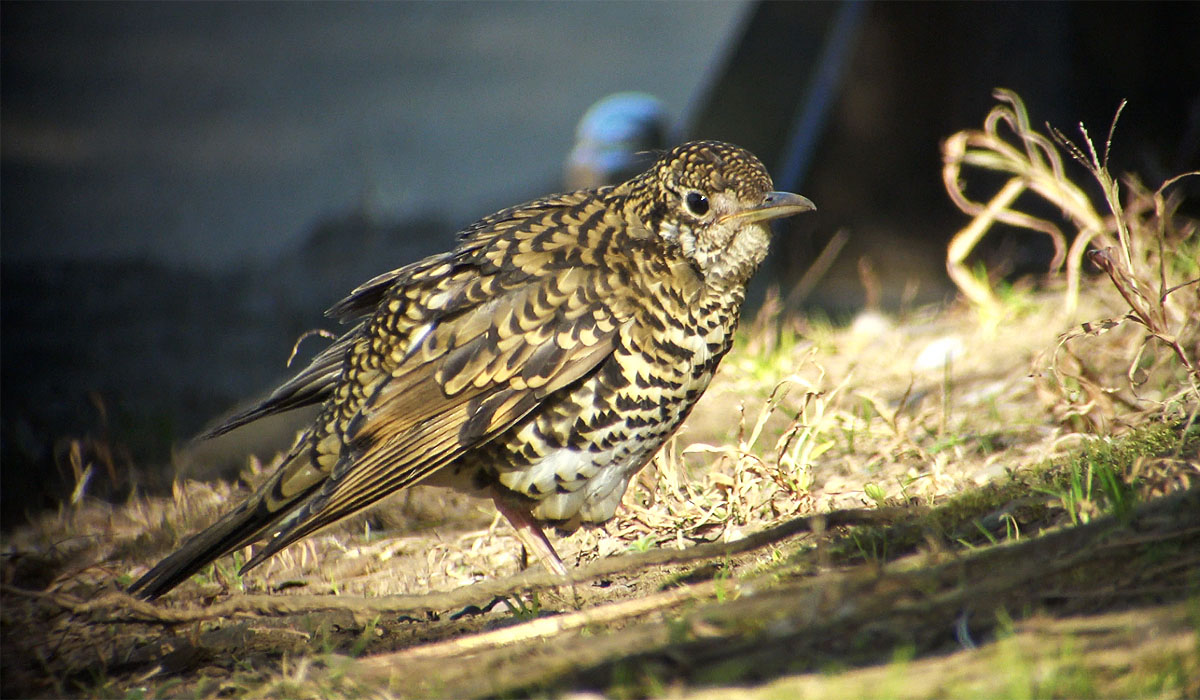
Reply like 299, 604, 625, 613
491, 489, 569, 577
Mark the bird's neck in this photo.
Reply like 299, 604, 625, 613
698, 224, 771, 293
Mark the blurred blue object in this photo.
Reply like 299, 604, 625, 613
565, 92, 672, 189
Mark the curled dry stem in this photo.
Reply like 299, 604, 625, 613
943, 88, 1112, 319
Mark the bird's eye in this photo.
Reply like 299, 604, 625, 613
684, 191, 710, 217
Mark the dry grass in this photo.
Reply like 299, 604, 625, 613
3, 90, 1198, 698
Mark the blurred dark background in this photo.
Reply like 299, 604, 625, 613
3, 1, 1197, 526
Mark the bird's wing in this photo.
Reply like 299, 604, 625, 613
241, 192, 637, 568
324, 254, 448, 322
197, 328, 360, 439
201, 191, 617, 440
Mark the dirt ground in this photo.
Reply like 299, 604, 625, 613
3, 263, 1198, 698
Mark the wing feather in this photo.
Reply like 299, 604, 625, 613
241, 331, 616, 570
281, 329, 618, 542
238, 198, 636, 570
198, 327, 360, 439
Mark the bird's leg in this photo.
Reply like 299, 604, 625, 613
490, 488, 569, 577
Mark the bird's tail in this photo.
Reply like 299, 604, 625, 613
128, 446, 326, 600
127, 498, 284, 600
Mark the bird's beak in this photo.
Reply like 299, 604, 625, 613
723, 191, 816, 225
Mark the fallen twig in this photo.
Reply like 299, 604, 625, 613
343, 486, 1200, 698
6, 507, 904, 624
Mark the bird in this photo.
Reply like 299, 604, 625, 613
128, 140, 815, 599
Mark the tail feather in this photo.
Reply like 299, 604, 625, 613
130, 441, 329, 599
127, 501, 283, 599
198, 328, 359, 440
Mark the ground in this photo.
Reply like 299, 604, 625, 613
3, 97, 1198, 698
3, 272, 1197, 698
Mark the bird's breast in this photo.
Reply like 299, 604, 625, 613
459, 284, 743, 524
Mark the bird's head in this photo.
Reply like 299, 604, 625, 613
625, 140, 815, 286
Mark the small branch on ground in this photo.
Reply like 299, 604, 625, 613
5, 507, 904, 625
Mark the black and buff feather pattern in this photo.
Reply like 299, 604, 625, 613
129, 140, 814, 599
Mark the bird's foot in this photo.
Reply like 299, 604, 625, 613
490, 489, 570, 578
